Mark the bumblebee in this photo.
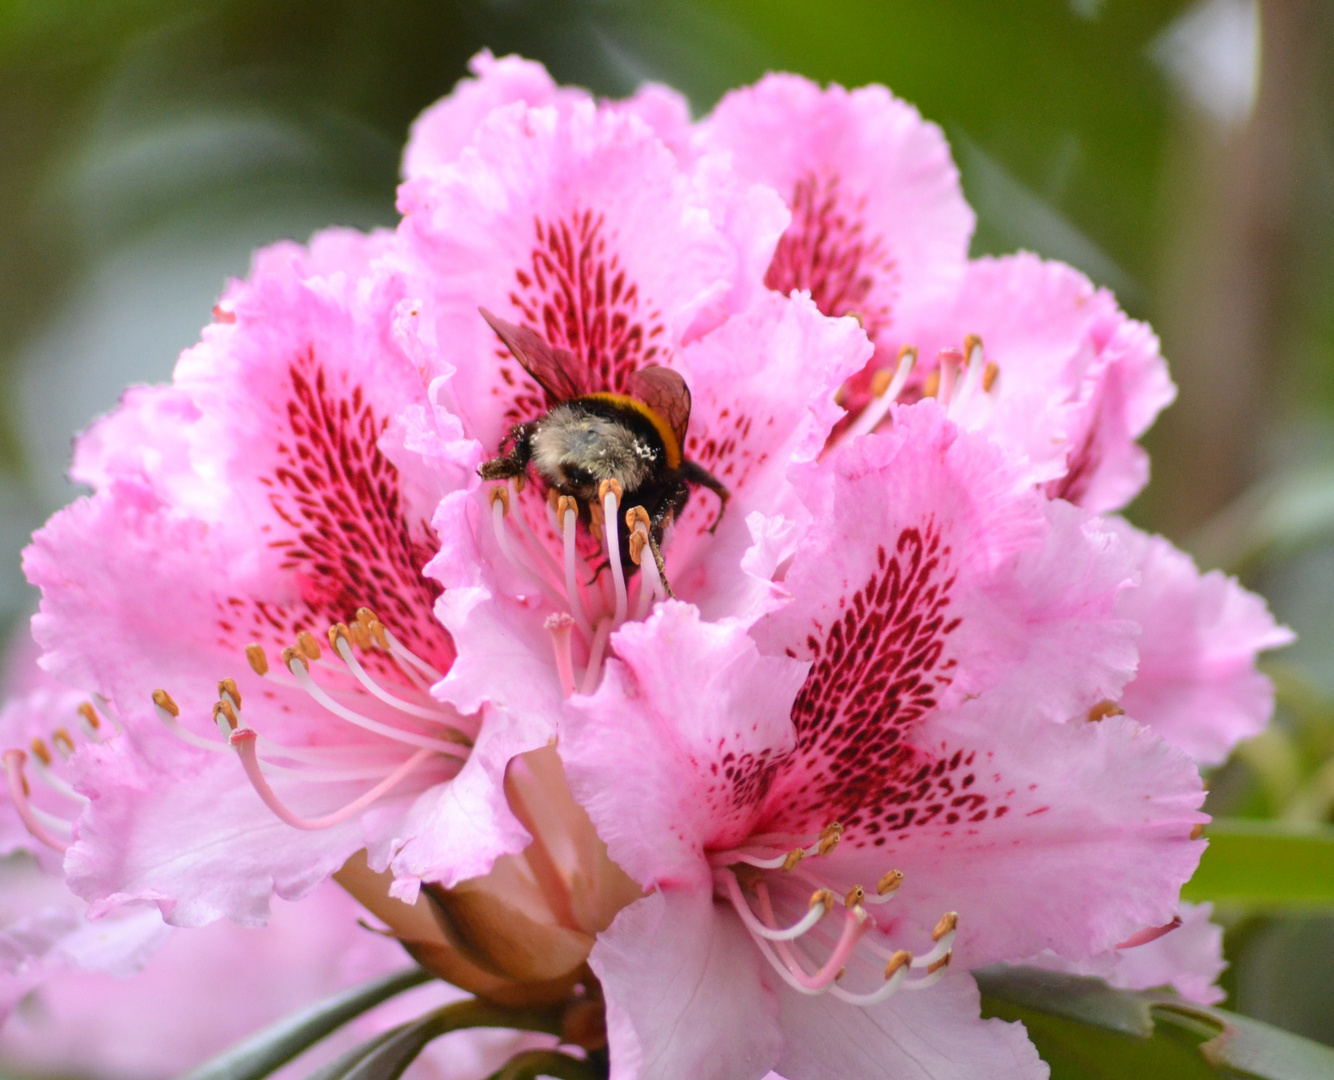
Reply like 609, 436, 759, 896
477, 308, 728, 594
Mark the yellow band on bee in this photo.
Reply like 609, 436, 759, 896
583, 393, 682, 470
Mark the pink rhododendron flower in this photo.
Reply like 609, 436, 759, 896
3, 51, 1293, 1080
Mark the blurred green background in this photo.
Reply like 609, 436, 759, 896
1, 0, 1333, 1061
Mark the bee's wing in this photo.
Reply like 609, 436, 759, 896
479, 307, 589, 402
627, 365, 692, 450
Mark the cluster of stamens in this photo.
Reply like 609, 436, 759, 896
3, 699, 113, 852
838, 333, 1000, 447
489, 477, 667, 697
710, 822, 956, 1006
144, 608, 472, 832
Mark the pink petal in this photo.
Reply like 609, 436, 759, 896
403, 51, 587, 180
561, 602, 808, 889
402, 50, 696, 180
392, 98, 786, 457
1023, 901, 1226, 1006
698, 73, 974, 346
767, 968, 1045, 1080
590, 888, 783, 1080
668, 292, 872, 622
813, 709, 1205, 967
913, 253, 1176, 511
1111, 519, 1292, 765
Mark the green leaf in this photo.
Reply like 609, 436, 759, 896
1183, 820, 1334, 908
302, 998, 569, 1080
181, 967, 431, 1080
484, 1049, 602, 1080
978, 965, 1334, 1079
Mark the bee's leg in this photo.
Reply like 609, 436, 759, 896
646, 529, 674, 599
478, 422, 536, 482
678, 460, 731, 534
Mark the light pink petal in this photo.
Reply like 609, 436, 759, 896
0, 879, 414, 1080
562, 602, 807, 889
668, 292, 872, 622
768, 968, 1045, 1080
752, 405, 1138, 837
698, 73, 973, 346
821, 709, 1204, 967
1023, 901, 1226, 1006
377, 703, 549, 893
1110, 519, 1292, 765
392, 98, 780, 456
65, 734, 371, 927
590, 888, 782, 1080
403, 51, 587, 180
20, 231, 497, 923
913, 254, 1176, 511
402, 51, 696, 180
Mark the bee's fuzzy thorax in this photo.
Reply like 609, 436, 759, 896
529, 402, 660, 495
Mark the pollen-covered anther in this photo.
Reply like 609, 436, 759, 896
598, 478, 623, 506
556, 494, 577, 531
963, 333, 984, 367
355, 606, 392, 649
213, 699, 239, 736
218, 677, 242, 710
932, 911, 959, 941
28, 739, 52, 767
809, 888, 835, 914
877, 869, 904, 896
818, 821, 843, 856
296, 630, 322, 661
51, 729, 76, 759
328, 623, 351, 652
152, 688, 180, 718
884, 950, 913, 979
628, 531, 647, 566
348, 619, 373, 650
927, 953, 952, 975
625, 505, 651, 534
1191, 823, 1206, 840
488, 484, 511, 515
1087, 700, 1125, 722
246, 644, 270, 676
77, 702, 102, 737
845, 884, 866, 908
280, 646, 307, 673
782, 847, 806, 871
982, 360, 1000, 393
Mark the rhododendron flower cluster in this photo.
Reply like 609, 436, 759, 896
3, 50, 1289, 1080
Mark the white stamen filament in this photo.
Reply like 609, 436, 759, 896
582, 619, 612, 695
841, 347, 916, 443
602, 486, 628, 627
231, 731, 435, 831
949, 337, 985, 417
284, 657, 464, 755
29, 758, 88, 805
718, 870, 829, 942
156, 701, 229, 754
546, 613, 578, 699
330, 635, 468, 737
558, 499, 592, 639
2, 751, 72, 852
